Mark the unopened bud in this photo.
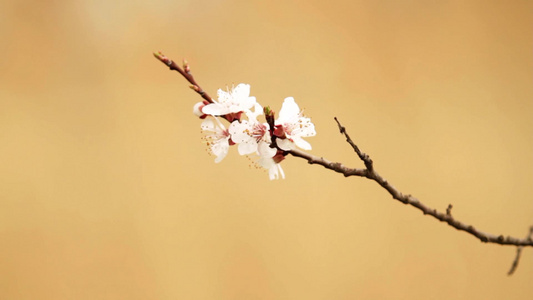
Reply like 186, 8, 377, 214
264, 106, 276, 131
193, 101, 206, 118
153, 51, 172, 65
183, 59, 190, 73
264, 106, 272, 116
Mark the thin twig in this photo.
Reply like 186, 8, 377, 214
446, 204, 453, 217
153, 51, 213, 104
334, 117, 373, 171
508, 226, 533, 275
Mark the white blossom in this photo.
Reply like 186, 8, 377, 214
274, 97, 316, 151
200, 118, 231, 163
228, 103, 272, 156
201, 83, 256, 116
195, 84, 315, 180
258, 154, 285, 180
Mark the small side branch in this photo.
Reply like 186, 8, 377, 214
508, 226, 533, 275
334, 117, 373, 171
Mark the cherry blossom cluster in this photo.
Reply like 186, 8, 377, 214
193, 83, 316, 179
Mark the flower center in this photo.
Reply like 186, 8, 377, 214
247, 123, 268, 143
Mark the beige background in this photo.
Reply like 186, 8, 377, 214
1, 0, 532, 299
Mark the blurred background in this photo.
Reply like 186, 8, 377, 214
1, 0, 532, 299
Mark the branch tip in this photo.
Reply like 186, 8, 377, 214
153, 51, 171, 65
334, 117, 345, 133
446, 204, 453, 216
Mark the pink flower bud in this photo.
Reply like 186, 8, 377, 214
193, 101, 207, 118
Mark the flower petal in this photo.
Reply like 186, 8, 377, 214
200, 119, 215, 131
276, 138, 295, 151
237, 142, 257, 155
277, 97, 300, 123
213, 142, 229, 163
258, 141, 277, 158
202, 103, 229, 116
293, 136, 312, 150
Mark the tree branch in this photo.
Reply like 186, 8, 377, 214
289, 118, 533, 247
154, 52, 533, 275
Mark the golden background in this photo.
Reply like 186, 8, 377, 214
1, 0, 532, 299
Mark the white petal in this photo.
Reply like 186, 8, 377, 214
238, 96, 256, 111
237, 142, 257, 155
293, 137, 312, 150
244, 102, 263, 122
276, 138, 295, 151
258, 141, 277, 158
277, 164, 285, 179
200, 119, 215, 131
233, 83, 251, 98
202, 103, 229, 116
268, 165, 278, 180
296, 119, 316, 137
229, 121, 251, 143
217, 89, 231, 102
277, 97, 300, 123
213, 143, 229, 163
267, 163, 285, 180
258, 156, 275, 169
